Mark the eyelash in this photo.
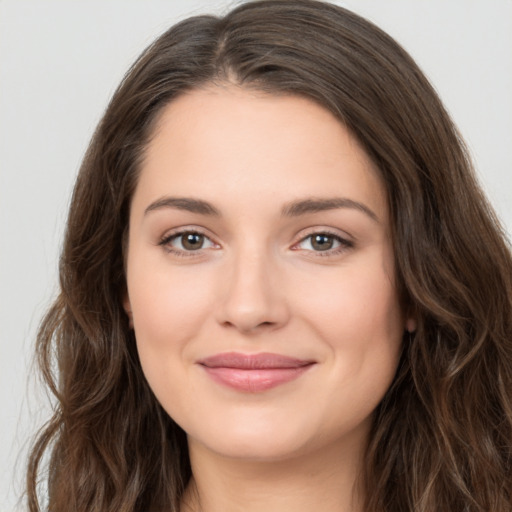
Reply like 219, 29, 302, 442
294, 230, 354, 257
159, 228, 216, 258
159, 229, 354, 258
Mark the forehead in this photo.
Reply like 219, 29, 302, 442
134, 85, 387, 219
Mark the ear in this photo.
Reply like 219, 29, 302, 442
123, 295, 134, 329
405, 316, 417, 334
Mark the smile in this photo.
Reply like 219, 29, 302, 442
197, 352, 316, 393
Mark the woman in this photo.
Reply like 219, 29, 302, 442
27, 1, 512, 511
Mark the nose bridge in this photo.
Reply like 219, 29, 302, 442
217, 237, 287, 332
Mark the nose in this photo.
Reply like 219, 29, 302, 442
216, 245, 290, 334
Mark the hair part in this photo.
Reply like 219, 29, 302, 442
28, 1, 512, 511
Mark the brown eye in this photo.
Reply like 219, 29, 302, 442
311, 234, 334, 251
294, 232, 352, 255
162, 231, 216, 252
181, 232, 204, 250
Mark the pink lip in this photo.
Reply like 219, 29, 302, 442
197, 352, 315, 392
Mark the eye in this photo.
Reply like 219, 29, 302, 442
160, 230, 217, 253
294, 231, 353, 254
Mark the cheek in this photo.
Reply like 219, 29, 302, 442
296, 263, 403, 429
125, 253, 216, 387
128, 253, 212, 333
297, 263, 402, 341
126, 260, 219, 422
293, 253, 404, 388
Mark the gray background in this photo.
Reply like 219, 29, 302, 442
1, 1, 511, 510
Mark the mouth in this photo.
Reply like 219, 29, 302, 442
197, 352, 316, 393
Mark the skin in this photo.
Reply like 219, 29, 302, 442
124, 85, 416, 512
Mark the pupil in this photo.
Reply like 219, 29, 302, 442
183, 233, 203, 250
312, 234, 333, 251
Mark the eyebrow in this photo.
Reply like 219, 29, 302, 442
281, 197, 379, 222
144, 197, 221, 216
144, 195, 378, 222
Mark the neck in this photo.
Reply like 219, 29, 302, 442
181, 436, 367, 512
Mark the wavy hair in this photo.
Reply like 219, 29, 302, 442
27, 1, 512, 510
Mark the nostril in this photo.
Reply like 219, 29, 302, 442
221, 319, 276, 333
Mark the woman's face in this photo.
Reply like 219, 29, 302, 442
124, 86, 413, 461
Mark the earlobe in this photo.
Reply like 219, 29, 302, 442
123, 296, 134, 329
405, 317, 417, 334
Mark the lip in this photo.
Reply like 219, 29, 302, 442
197, 352, 316, 393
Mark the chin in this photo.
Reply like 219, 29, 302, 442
185, 412, 316, 462
192, 434, 309, 462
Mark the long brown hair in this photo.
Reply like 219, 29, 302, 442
27, 1, 512, 510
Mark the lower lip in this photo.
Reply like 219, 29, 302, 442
201, 365, 313, 392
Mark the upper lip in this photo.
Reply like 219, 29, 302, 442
198, 352, 315, 369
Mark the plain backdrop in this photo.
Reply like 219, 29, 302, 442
1, 1, 511, 510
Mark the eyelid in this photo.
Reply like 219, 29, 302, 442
157, 225, 354, 258
158, 226, 220, 256
291, 227, 354, 255
159, 225, 211, 243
